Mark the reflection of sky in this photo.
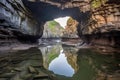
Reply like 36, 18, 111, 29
48, 50, 75, 77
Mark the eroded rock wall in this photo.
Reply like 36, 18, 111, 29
0, 0, 42, 43
77, 0, 120, 52
63, 17, 79, 38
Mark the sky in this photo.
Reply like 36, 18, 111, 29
54, 16, 70, 28
49, 50, 74, 77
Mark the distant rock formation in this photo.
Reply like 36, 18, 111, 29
42, 21, 64, 38
62, 17, 79, 38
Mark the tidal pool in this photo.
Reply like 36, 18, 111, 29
39, 43, 120, 80
0, 43, 119, 80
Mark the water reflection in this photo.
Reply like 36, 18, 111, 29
39, 44, 78, 77
73, 49, 120, 80
39, 44, 62, 69
0, 43, 119, 80
49, 50, 75, 77
40, 43, 120, 80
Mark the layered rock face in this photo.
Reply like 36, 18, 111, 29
39, 44, 62, 69
78, 0, 120, 52
0, 0, 42, 43
80, 0, 120, 35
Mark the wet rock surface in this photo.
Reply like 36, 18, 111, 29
0, 47, 54, 80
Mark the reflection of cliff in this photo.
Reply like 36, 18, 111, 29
63, 47, 79, 72
40, 45, 120, 80
74, 49, 120, 80
40, 44, 63, 69
55, 48, 120, 80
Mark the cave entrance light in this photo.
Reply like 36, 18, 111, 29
54, 16, 70, 29
41, 16, 70, 38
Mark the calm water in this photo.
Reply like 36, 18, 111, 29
0, 42, 120, 80
39, 43, 120, 80
48, 50, 75, 77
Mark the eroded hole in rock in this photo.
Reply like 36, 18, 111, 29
0, 0, 120, 80
39, 16, 82, 47
41, 16, 79, 39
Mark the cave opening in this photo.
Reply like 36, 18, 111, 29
0, 0, 120, 80
39, 16, 81, 45
41, 16, 79, 39
42, 16, 69, 39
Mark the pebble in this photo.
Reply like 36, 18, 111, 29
34, 71, 48, 79
13, 68, 22, 72
28, 66, 37, 73
21, 74, 33, 80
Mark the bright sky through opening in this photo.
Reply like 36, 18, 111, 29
54, 16, 70, 28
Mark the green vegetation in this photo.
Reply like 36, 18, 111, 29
42, 20, 64, 38
91, 0, 108, 8
47, 48, 59, 64
48, 21, 60, 31
48, 53, 59, 64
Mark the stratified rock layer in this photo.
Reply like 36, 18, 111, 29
79, 0, 120, 51
0, 0, 43, 43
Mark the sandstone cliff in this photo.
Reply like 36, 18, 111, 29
79, 0, 120, 52
63, 17, 79, 38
